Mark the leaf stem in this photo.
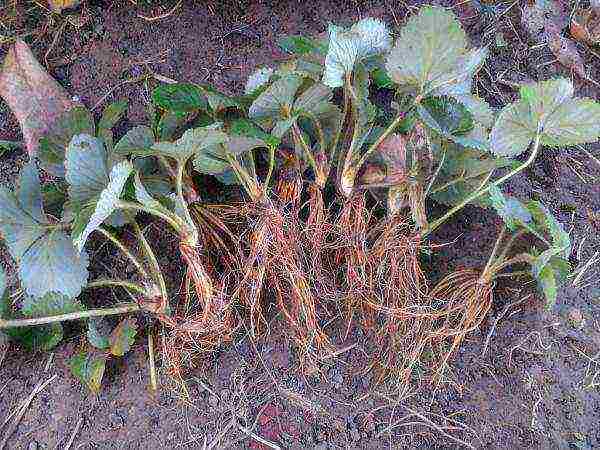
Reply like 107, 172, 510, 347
87, 279, 148, 294
118, 200, 182, 233
132, 221, 168, 302
263, 145, 276, 192
424, 133, 542, 237
292, 123, 318, 174
0, 303, 140, 329
148, 329, 158, 391
96, 226, 148, 279
355, 112, 406, 174
176, 162, 199, 246
481, 226, 507, 280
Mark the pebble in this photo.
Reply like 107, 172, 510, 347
28, 442, 38, 450
208, 395, 219, 407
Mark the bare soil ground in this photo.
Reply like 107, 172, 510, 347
1, 1, 600, 449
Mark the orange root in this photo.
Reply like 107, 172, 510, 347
429, 269, 494, 381
368, 217, 433, 384
158, 242, 234, 378
333, 193, 374, 335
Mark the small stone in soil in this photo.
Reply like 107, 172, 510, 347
208, 395, 219, 407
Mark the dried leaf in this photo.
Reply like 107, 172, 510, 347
378, 133, 407, 183
48, 0, 81, 13
0, 40, 76, 156
521, 0, 568, 41
571, 8, 600, 46
547, 30, 586, 78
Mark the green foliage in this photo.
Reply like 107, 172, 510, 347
489, 187, 571, 308
152, 83, 208, 112
38, 107, 95, 177
491, 79, 600, 157
0, 163, 89, 299
386, 6, 487, 99
322, 18, 392, 88
69, 351, 106, 393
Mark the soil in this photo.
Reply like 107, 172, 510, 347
1, 1, 600, 449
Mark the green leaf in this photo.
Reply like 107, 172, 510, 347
293, 83, 334, 117
87, 318, 110, 350
114, 126, 155, 155
65, 134, 131, 230
229, 118, 280, 149
527, 201, 571, 258
245, 67, 274, 95
418, 96, 474, 136
436, 79, 495, 128
279, 35, 328, 56
108, 317, 138, 356
98, 100, 128, 132
42, 182, 68, 219
72, 160, 134, 252
6, 322, 63, 351
152, 126, 228, 164
69, 351, 106, 393
152, 83, 207, 112
490, 79, 600, 157
489, 186, 532, 231
532, 256, 571, 309
65, 135, 111, 209
158, 110, 189, 140
0, 164, 89, 298
199, 85, 243, 114
38, 106, 95, 177
21, 293, 83, 317
323, 18, 392, 88
272, 117, 297, 139
0, 140, 21, 156
386, 6, 486, 96
193, 123, 269, 175
536, 263, 558, 308
350, 63, 376, 152
249, 74, 303, 121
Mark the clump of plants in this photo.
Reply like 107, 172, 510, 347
1, 6, 599, 392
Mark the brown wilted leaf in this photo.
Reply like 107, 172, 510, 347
0, 40, 76, 155
359, 163, 386, 185
546, 28, 586, 78
48, 0, 81, 13
521, 0, 568, 41
571, 7, 600, 46
379, 133, 407, 183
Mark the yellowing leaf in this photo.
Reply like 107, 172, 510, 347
0, 40, 76, 155
69, 351, 106, 393
108, 318, 138, 356
48, 0, 81, 14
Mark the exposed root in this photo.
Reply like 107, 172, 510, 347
275, 150, 303, 208
429, 269, 494, 381
303, 184, 336, 300
239, 202, 333, 362
368, 217, 433, 385
333, 193, 374, 335
158, 242, 234, 378
237, 213, 270, 338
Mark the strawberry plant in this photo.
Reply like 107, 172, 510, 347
1, 5, 600, 390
